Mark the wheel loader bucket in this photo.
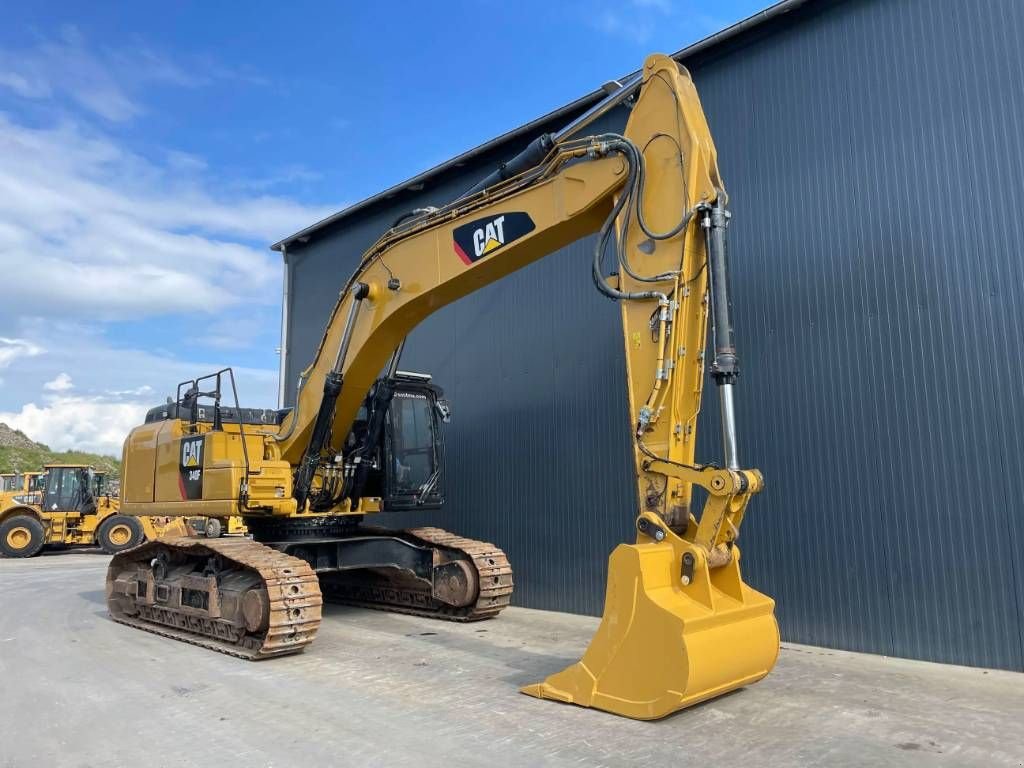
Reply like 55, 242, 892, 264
144, 516, 192, 541
521, 534, 779, 720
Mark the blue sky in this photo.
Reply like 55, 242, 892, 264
0, 0, 767, 455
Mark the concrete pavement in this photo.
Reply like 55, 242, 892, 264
1, 551, 1021, 767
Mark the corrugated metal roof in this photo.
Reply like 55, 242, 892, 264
270, 0, 811, 252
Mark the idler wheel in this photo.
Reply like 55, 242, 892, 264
242, 588, 271, 633
432, 559, 477, 607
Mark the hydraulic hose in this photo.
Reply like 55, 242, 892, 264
591, 138, 669, 303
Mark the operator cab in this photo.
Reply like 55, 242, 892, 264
9, 472, 47, 506
92, 471, 113, 499
346, 371, 449, 512
39, 466, 98, 514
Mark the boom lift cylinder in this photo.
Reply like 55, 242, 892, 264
461, 134, 556, 198
294, 281, 369, 510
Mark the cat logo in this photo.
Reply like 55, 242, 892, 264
452, 212, 536, 265
473, 216, 506, 257
179, 436, 205, 500
181, 436, 203, 468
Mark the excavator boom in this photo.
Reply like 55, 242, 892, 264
107, 54, 778, 720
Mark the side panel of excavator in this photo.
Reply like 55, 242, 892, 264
120, 417, 294, 519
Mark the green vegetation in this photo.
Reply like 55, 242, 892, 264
0, 424, 120, 476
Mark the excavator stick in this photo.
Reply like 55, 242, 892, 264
521, 516, 778, 720
523, 55, 780, 718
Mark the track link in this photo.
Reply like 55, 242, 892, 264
319, 526, 514, 621
106, 537, 322, 660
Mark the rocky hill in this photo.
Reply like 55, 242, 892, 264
0, 423, 121, 475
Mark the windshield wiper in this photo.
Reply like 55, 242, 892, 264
416, 469, 440, 505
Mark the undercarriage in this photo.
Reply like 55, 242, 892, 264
105, 524, 513, 658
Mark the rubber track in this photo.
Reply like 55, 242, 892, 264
107, 537, 322, 660
320, 526, 514, 621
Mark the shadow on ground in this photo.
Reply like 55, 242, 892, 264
78, 590, 106, 606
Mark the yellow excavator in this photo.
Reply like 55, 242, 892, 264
105, 54, 778, 720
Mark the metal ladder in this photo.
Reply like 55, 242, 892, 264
45, 515, 65, 544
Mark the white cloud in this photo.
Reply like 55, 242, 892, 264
0, 25, 261, 123
0, 323, 278, 456
105, 385, 153, 397
0, 70, 47, 99
0, 25, 140, 121
0, 28, 326, 453
0, 395, 146, 456
0, 113, 335, 321
43, 372, 74, 392
0, 337, 44, 368
0, 28, 333, 323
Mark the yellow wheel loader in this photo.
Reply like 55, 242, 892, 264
105, 54, 779, 720
0, 471, 42, 495
0, 473, 22, 492
0, 465, 181, 557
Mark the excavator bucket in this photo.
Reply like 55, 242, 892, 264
522, 528, 779, 720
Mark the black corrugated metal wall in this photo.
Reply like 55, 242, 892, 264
283, 0, 1024, 670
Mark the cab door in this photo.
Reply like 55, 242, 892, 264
384, 388, 445, 510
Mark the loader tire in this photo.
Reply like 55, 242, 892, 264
0, 515, 46, 558
97, 515, 145, 554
